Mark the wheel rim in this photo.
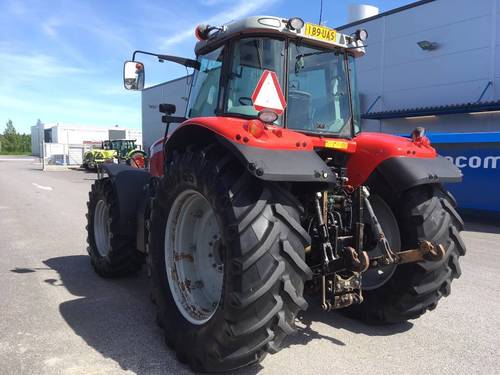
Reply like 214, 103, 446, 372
362, 195, 400, 290
94, 199, 110, 257
130, 153, 145, 168
165, 190, 224, 325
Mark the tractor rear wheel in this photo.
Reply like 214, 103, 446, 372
148, 145, 312, 372
127, 151, 147, 169
86, 178, 143, 277
83, 153, 94, 170
346, 184, 466, 323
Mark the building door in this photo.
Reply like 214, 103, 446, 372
68, 147, 83, 165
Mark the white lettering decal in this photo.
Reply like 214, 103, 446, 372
468, 156, 482, 168
445, 155, 499, 169
484, 156, 500, 169
455, 156, 467, 168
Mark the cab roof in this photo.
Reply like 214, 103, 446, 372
194, 15, 366, 57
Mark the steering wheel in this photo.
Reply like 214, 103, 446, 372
238, 97, 253, 106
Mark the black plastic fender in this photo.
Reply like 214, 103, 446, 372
218, 137, 336, 184
100, 163, 151, 237
164, 124, 335, 185
372, 155, 463, 193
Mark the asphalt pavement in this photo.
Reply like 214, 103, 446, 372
0, 156, 498, 375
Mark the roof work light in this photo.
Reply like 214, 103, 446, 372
352, 28, 368, 42
258, 110, 279, 124
287, 17, 305, 31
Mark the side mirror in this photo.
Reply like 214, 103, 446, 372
159, 103, 176, 115
123, 61, 145, 90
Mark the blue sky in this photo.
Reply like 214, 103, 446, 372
1, 0, 411, 134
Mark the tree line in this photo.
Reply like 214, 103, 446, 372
0, 120, 31, 154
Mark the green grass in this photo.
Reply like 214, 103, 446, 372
0, 151, 32, 155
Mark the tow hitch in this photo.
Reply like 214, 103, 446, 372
362, 186, 445, 267
312, 187, 446, 311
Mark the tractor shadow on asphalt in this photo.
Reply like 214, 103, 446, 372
40, 255, 202, 375
29, 255, 411, 375
283, 296, 413, 350
463, 219, 500, 234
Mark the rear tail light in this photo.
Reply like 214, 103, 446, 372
248, 120, 265, 138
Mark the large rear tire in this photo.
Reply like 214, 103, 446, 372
148, 145, 312, 372
126, 151, 147, 169
86, 178, 143, 277
347, 184, 466, 323
83, 153, 94, 170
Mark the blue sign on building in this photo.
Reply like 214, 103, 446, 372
428, 132, 500, 217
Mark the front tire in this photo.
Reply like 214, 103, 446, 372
86, 178, 143, 277
148, 146, 312, 372
348, 184, 466, 323
127, 151, 147, 169
83, 154, 93, 170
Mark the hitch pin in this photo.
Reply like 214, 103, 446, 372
321, 275, 330, 311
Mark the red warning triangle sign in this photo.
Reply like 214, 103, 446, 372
251, 70, 287, 115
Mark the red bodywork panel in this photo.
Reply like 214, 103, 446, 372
149, 137, 165, 177
148, 117, 436, 186
346, 132, 436, 187
175, 117, 357, 152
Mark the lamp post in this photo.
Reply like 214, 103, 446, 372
39, 121, 45, 171
63, 129, 69, 166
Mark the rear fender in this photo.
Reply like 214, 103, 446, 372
368, 155, 463, 196
348, 132, 462, 192
164, 119, 335, 185
149, 137, 165, 177
127, 149, 147, 159
100, 163, 151, 238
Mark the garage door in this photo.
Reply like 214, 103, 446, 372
109, 129, 127, 140
68, 147, 83, 165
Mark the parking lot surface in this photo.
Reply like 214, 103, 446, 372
0, 157, 499, 375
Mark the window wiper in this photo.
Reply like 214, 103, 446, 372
294, 50, 340, 73
253, 40, 263, 69
295, 50, 337, 60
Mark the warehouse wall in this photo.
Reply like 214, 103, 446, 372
340, 0, 500, 134
126, 129, 143, 147
32, 123, 143, 155
52, 126, 108, 144
141, 76, 190, 152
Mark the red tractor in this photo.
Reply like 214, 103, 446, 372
87, 16, 465, 372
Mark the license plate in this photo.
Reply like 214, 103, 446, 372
324, 140, 348, 150
304, 23, 337, 43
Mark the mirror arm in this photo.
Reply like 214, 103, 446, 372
132, 50, 200, 70
162, 115, 187, 124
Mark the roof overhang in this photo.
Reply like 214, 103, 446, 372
194, 16, 366, 57
362, 100, 500, 120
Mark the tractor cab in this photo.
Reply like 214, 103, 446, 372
102, 139, 138, 158
124, 16, 367, 139
95, 139, 146, 168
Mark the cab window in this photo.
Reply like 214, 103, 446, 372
187, 46, 224, 118
225, 37, 285, 124
287, 42, 352, 136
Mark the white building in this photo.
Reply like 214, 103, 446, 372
31, 122, 143, 164
338, 0, 500, 134
141, 76, 191, 151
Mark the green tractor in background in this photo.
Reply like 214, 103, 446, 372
82, 139, 147, 170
